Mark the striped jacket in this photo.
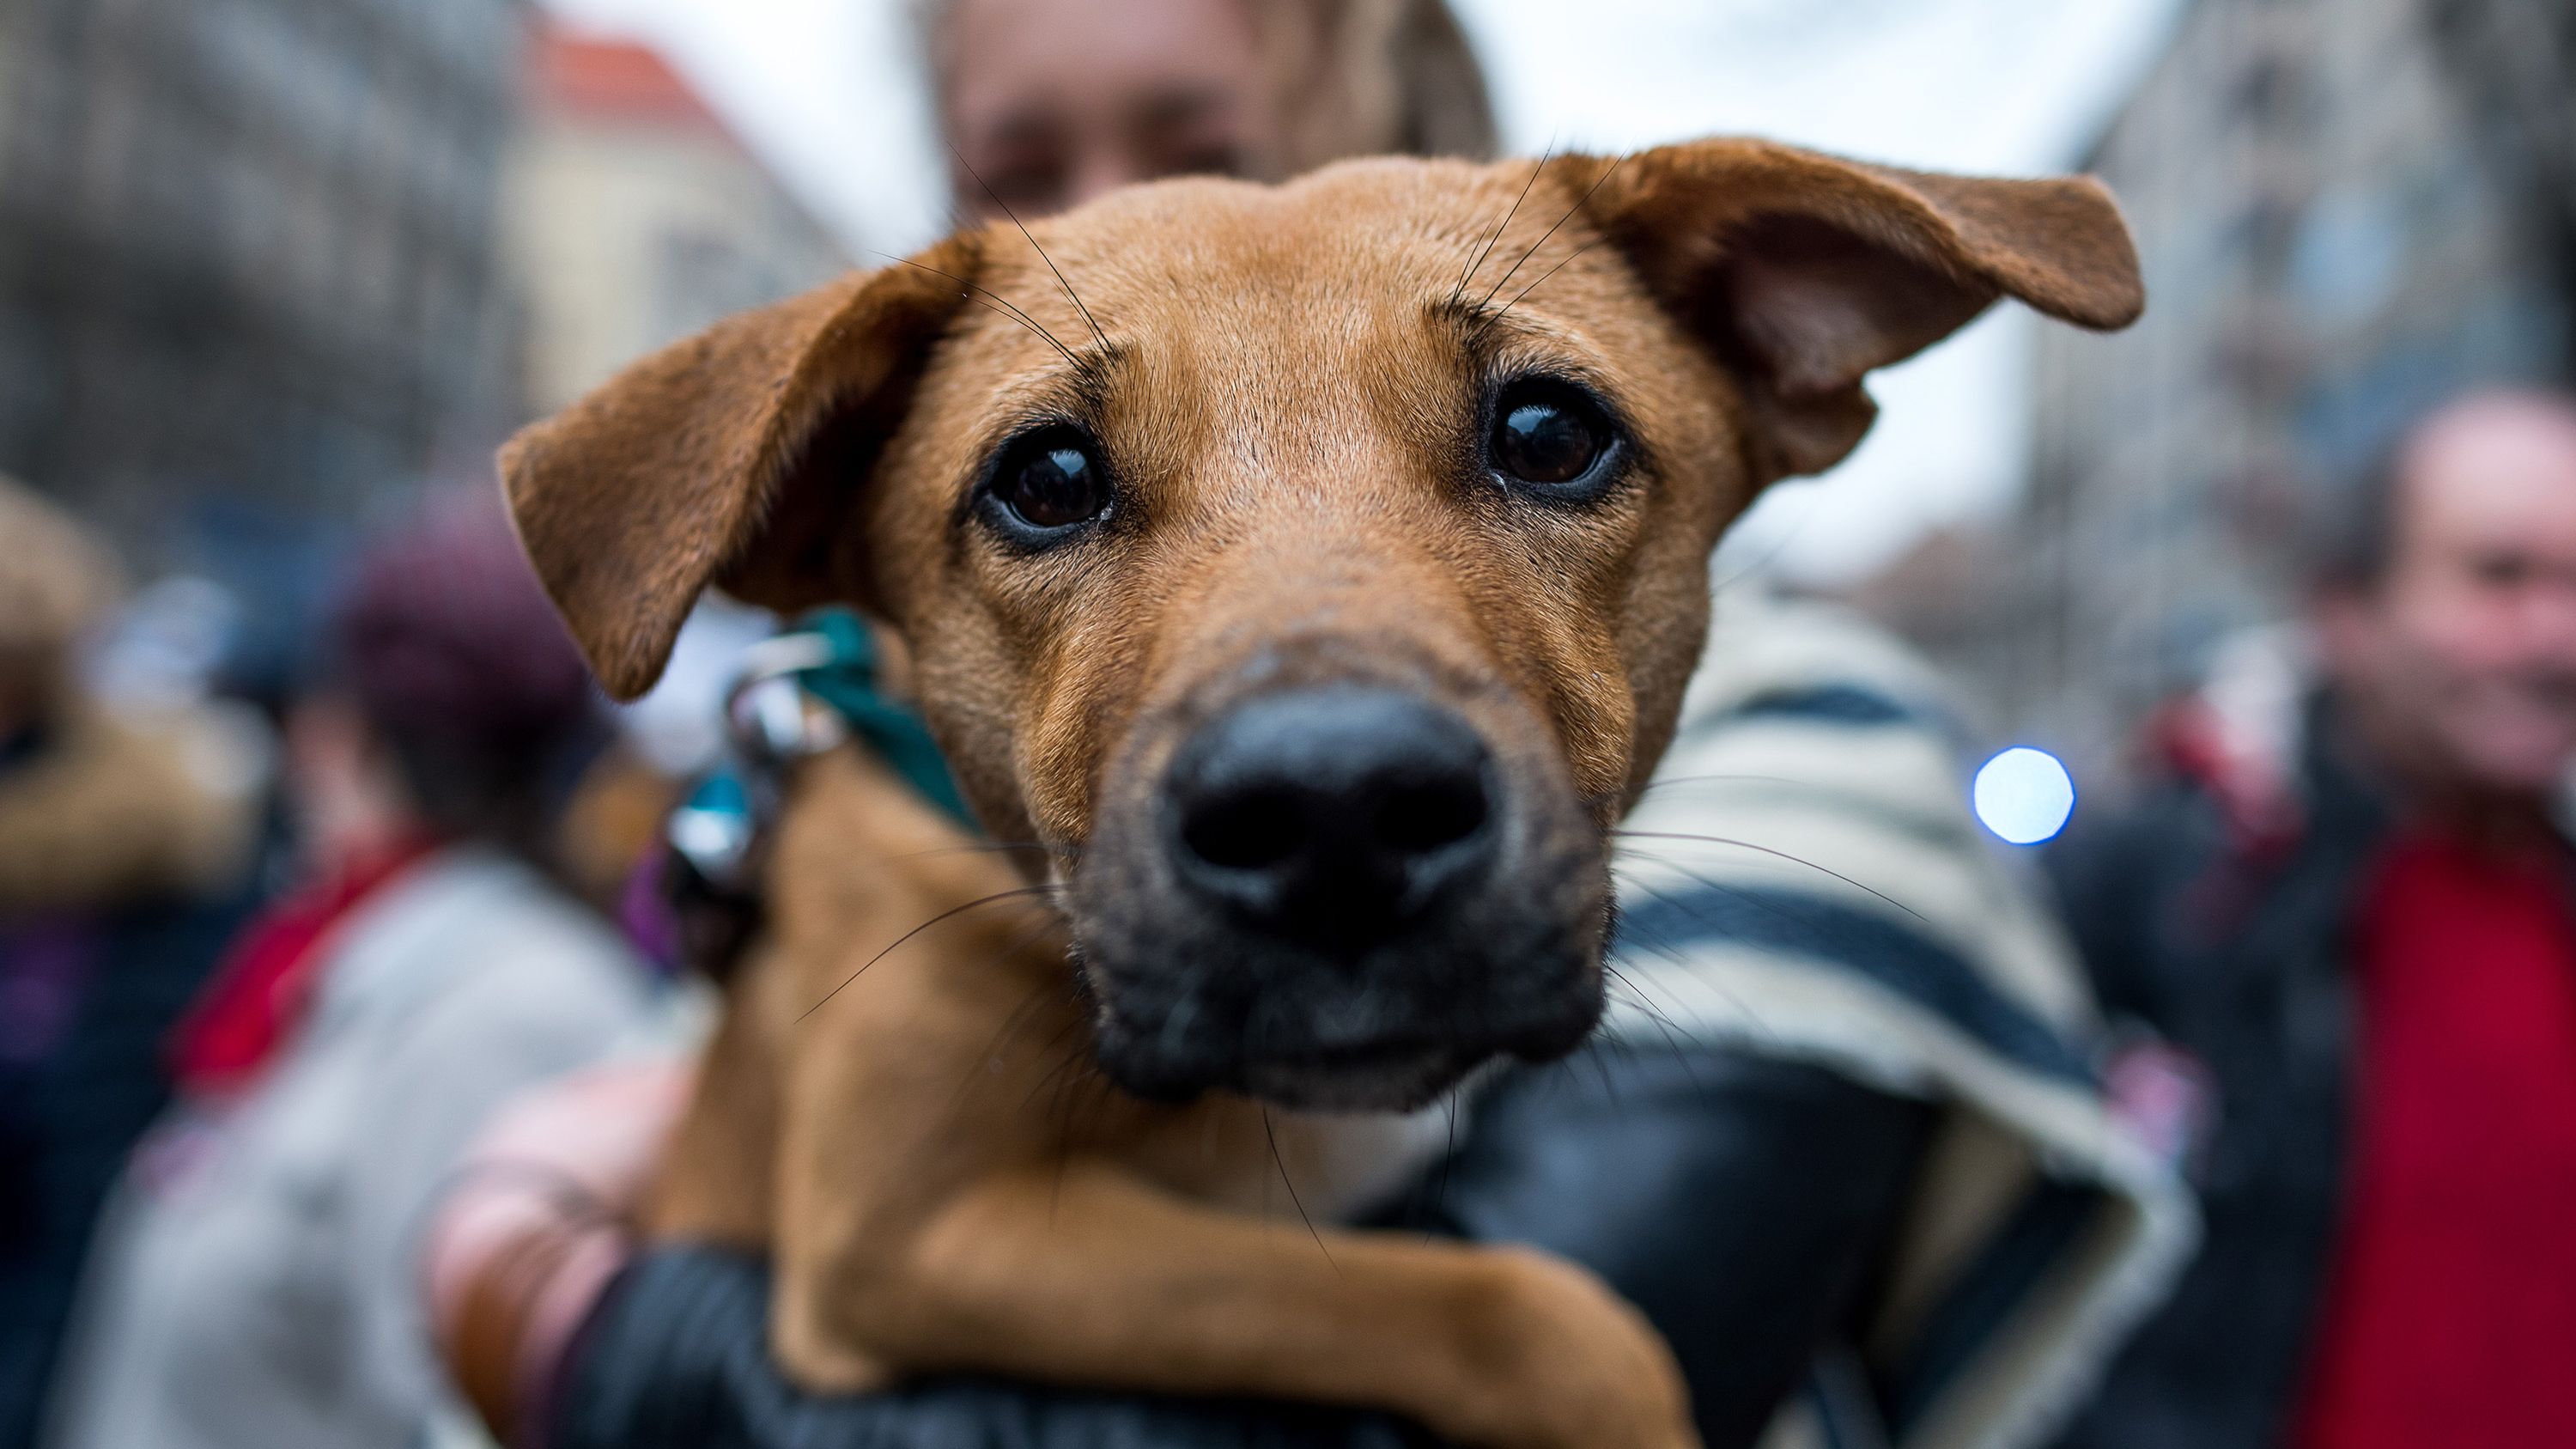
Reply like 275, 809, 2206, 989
1607, 589, 2195, 1449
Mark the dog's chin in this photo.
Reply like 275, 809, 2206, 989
1236, 1041, 1494, 1113
1089, 980, 1606, 1113
1095, 1035, 1492, 1112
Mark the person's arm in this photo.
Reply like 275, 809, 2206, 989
1383, 1045, 1935, 1449
431, 1044, 1933, 1449
428, 1059, 692, 1446
429, 1062, 1430, 1449
555, 1247, 1433, 1449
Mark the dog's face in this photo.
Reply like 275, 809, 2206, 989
507, 140, 2138, 1111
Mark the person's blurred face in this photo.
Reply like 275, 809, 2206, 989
2320, 396, 2576, 801
282, 694, 419, 873
941, 0, 1276, 222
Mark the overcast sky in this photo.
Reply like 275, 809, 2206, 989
534, 0, 2187, 582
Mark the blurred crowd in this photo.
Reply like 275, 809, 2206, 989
3, 2, 2575, 1449
2, 480, 671, 1449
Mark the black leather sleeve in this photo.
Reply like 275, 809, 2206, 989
555, 1249, 1430, 1449
552, 1045, 1936, 1449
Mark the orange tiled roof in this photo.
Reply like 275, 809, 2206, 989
529, 21, 729, 134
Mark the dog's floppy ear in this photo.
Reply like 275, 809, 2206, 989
500, 238, 978, 699
1580, 137, 2142, 479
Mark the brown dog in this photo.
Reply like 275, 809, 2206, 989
501, 137, 2140, 1448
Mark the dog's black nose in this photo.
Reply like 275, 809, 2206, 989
1165, 686, 1497, 946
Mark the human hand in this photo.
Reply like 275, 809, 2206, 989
424, 1056, 694, 1446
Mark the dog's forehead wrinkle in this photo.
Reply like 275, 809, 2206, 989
1475, 305, 1621, 367
966, 159, 1626, 377
1002, 204, 1471, 332
962, 345, 1125, 434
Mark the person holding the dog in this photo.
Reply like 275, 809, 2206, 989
427, 4, 2189, 1447
2049, 388, 2576, 1449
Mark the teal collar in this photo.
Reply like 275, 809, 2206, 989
785, 608, 976, 829
666, 607, 976, 900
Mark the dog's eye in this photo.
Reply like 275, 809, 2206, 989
989, 428, 1109, 533
1488, 382, 1608, 489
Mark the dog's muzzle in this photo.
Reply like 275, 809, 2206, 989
1075, 682, 1608, 1111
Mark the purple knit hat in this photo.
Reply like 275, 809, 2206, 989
331, 490, 596, 749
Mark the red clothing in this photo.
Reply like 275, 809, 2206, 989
2293, 830, 2576, 1449
167, 839, 436, 1095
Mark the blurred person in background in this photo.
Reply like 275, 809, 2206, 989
2050, 387, 2576, 1449
40, 493, 661, 1449
0, 480, 266, 1449
427, 4, 2189, 1448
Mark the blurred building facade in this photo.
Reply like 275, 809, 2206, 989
507, 24, 849, 417
1984, 0, 2576, 783
0, 0, 527, 555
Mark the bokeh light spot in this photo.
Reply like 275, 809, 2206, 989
1973, 746, 2075, 845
